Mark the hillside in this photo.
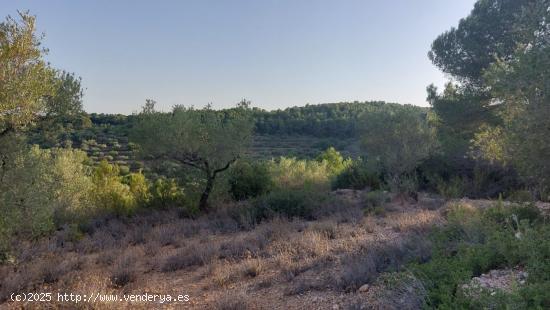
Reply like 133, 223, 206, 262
27, 101, 422, 170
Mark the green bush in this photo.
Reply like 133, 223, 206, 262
332, 160, 382, 190
428, 175, 467, 199
123, 172, 150, 205
268, 157, 332, 191
316, 147, 352, 175
119, 165, 130, 175
228, 160, 272, 201
363, 190, 390, 212
130, 161, 144, 171
253, 189, 324, 220
0, 146, 94, 257
409, 202, 549, 308
92, 160, 138, 216
149, 177, 186, 210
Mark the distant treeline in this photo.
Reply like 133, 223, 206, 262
88, 101, 427, 138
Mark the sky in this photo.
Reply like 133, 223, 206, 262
1, 0, 476, 114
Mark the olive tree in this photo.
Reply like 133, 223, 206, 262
0, 11, 56, 176
0, 147, 93, 255
132, 100, 253, 210
0, 11, 56, 138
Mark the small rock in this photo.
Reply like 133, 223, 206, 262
332, 304, 339, 310
358, 284, 370, 293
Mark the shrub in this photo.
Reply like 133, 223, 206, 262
410, 202, 549, 308
240, 259, 264, 278
161, 243, 218, 272
39, 257, 73, 284
433, 175, 466, 199
228, 160, 272, 201
0, 146, 94, 254
253, 189, 323, 220
332, 159, 382, 190
110, 256, 137, 287
370, 272, 427, 309
336, 236, 431, 292
316, 147, 352, 175
118, 165, 130, 175
149, 177, 186, 209
268, 157, 332, 191
130, 161, 144, 171
92, 160, 138, 216
363, 190, 390, 212
360, 106, 436, 193
123, 172, 150, 205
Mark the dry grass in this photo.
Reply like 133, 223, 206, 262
213, 291, 250, 310
209, 262, 239, 288
388, 210, 441, 232
240, 258, 264, 278
308, 220, 339, 239
109, 249, 141, 287
0, 191, 446, 309
160, 241, 219, 272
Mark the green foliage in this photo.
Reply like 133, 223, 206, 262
44, 71, 84, 118
429, 0, 550, 201
91, 160, 138, 216
268, 157, 333, 191
122, 172, 150, 205
131, 100, 254, 210
360, 105, 435, 193
118, 165, 130, 175
228, 160, 272, 201
332, 159, 382, 190
0, 11, 56, 139
316, 147, 351, 175
428, 0, 544, 86
253, 101, 420, 138
426, 83, 494, 159
149, 177, 187, 210
253, 189, 325, 220
363, 190, 390, 213
475, 43, 550, 200
410, 202, 550, 308
432, 175, 467, 199
0, 146, 93, 255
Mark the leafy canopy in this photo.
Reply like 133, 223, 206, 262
131, 100, 254, 209
0, 11, 56, 137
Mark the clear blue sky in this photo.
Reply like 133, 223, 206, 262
1, 0, 476, 114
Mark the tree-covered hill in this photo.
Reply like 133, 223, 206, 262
252, 101, 425, 137
34, 101, 425, 164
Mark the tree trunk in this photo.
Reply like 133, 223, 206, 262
199, 175, 215, 211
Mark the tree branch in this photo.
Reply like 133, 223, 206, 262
178, 152, 208, 172
213, 157, 238, 177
